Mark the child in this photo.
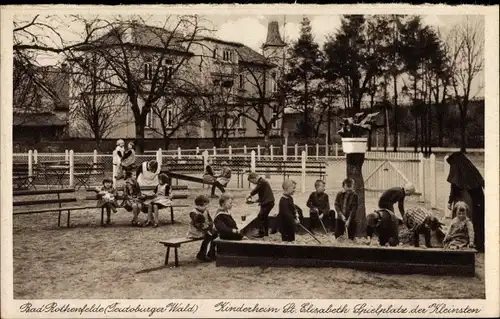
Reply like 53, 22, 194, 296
121, 141, 136, 178
378, 182, 416, 223
334, 178, 359, 240
306, 179, 331, 232
278, 179, 299, 242
123, 170, 145, 226
246, 172, 275, 237
113, 139, 125, 179
144, 174, 172, 228
443, 201, 475, 250
211, 161, 231, 197
187, 195, 217, 262
214, 193, 244, 240
97, 178, 117, 225
203, 164, 216, 184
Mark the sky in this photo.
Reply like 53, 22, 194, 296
16, 14, 484, 97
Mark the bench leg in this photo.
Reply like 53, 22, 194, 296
170, 206, 174, 225
67, 210, 71, 228
101, 208, 104, 226
164, 247, 170, 266
58, 211, 61, 227
174, 247, 179, 267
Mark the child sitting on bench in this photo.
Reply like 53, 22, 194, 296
144, 174, 172, 228
97, 178, 117, 225
187, 195, 217, 262
123, 170, 145, 226
214, 193, 244, 240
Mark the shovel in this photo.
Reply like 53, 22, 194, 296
318, 213, 328, 235
298, 223, 322, 244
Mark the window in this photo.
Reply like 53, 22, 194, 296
144, 62, 153, 80
271, 112, 280, 129
239, 74, 244, 89
163, 60, 174, 78
146, 110, 155, 128
166, 106, 173, 128
222, 49, 233, 62
271, 72, 278, 93
213, 47, 218, 59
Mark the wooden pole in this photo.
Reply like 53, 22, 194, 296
69, 150, 74, 187
418, 152, 425, 203
301, 150, 306, 193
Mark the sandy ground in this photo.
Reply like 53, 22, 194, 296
13, 189, 485, 299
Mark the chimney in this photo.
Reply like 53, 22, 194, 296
263, 21, 286, 48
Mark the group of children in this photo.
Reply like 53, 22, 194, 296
96, 171, 172, 227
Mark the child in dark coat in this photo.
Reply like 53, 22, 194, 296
306, 179, 331, 232
187, 195, 217, 261
247, 172, 275, 237
278, 179, 299, 242
334, 178, 359, 240
214, 193, 244, 240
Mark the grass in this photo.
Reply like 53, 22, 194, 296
13, 188, 485, 299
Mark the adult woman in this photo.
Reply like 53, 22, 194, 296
446, 152, 484, 252
136, 160, 161, 195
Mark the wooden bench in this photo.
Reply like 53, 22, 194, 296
85, 186, 189, 225
73, 162, 105, 190
13, 188, 94, 227
250, 160, 327, 181
159, 237, 204, 267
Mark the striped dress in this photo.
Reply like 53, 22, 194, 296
403, 206, 432, 231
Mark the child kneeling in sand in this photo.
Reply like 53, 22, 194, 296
187, 195, 217, 262
214, 194, 245, 240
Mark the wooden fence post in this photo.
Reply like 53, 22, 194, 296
65, 149, 69, 163
112, 150, 117, 187
270, 145, 274, 161
228, 146, 232, 160
69, 150, 74, 187
196, 146, 200, 155
316, 143, 319, 160
305, 144, 308, 157
156, 148, 162, 166
257, 145, 261, 161
430, 154, 437, 209
335, 143, 339, 157
283, 145, 287, 161
325, 134, 329, 159
33, 150, 38, 165
28, 150, 33, 176
294, 144, 298, 160
93, 149, 97, 164
177, 147, 182, 160
203, 150, 209, 168
418, 152, 425, 203
213, 146, 217, 157
301, 151, 306, 193
444, 155, 452, 218
250, 151, 256, 173
243, 145, 247, 154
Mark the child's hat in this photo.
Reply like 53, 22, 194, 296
116, 139, 125, 146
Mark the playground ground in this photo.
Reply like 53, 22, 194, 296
13, 188, 485, 299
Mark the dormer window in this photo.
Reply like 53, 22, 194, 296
213, 47, 218, 59
144, 57, 153, 80
163, 59, 173, 78
223, 49, 233, 62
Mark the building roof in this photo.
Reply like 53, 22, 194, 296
13, 113, 66, 127
263, 21, 286, 48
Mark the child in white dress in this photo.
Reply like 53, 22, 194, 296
144, 174, 172, 227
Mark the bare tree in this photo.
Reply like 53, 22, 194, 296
65, 15, 212, 153
447, 17, 484, 152
68, 52, 128, 147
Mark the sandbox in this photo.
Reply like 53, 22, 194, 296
218, 215, 476, 277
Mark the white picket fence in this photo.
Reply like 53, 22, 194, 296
14, 147, 453, 212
